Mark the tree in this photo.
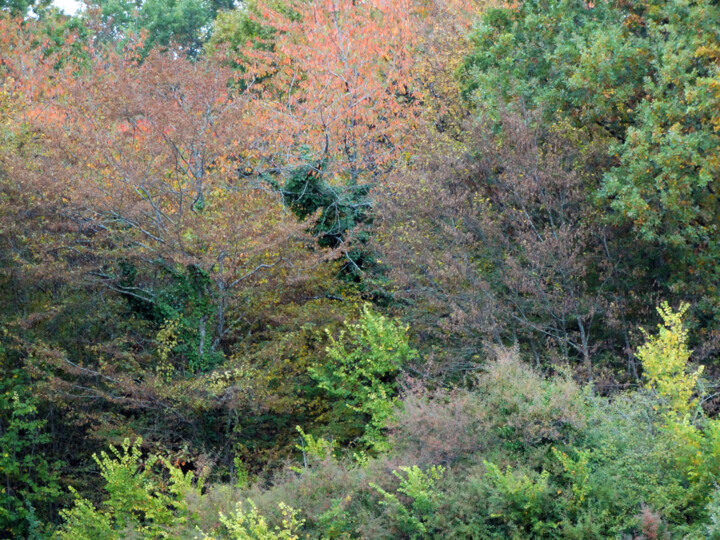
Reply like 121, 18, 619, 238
207, 1, 484, 276
0, 14, 84, 316
39, 46, 323, 368
462, 0, 720, 355
1, 14, 361, 483
378, 113, 615, 375
309, 305, 417, 452
0, 0, 50, 17
241, 0, 419, 181
211, 0, 425, 273
84, 0, 237, 55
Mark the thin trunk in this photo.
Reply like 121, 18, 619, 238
576, 315, 592, 381
198, 315, 207, 359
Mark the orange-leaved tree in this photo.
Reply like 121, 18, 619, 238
243, 0, 420, 182
210, 0, 427, 266
39, 45, 326, 367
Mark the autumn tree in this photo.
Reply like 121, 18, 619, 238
38, 45, 325, 371
1, 14, 356, 480
205, 0, 423, 275
0, 14, 82, 300
378, 113, 618, 376
462, 0, 720, 357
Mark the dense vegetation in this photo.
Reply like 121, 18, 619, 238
2, 0, 720, 537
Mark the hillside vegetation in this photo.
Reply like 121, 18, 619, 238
2, 0, 720, 537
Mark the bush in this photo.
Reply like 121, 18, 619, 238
476, 348, 587, 450
389, 382, 487, 466
482, 462, 557, 537
58, 438, 197, 539
310, 305, 418, 452
203, 500, 303, 540
371, 465, 445, 539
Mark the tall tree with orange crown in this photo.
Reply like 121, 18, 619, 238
32, 43, 327, 368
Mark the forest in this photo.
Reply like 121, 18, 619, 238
1, 0, 720, 537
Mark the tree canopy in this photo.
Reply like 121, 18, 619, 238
3, 0, 720, 536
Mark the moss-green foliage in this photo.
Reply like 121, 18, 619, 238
281, 158, 371, 252
0, 0, 49, 17
0, 338, 62, 538
463, 0, 645, 132
482, 462, 554, 536
463, 0, 720, 326
261, 152, 376, 277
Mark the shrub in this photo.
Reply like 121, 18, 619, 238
203, 500, 303, 540
310, 305, 418, 452
635, 303, 720, 519
371, 465, 445, 539
482, 461, 558, 537
476, 348, 587, 449
389, 382, 487, 466
638, 302, 701, 419
58, 438, 197, 539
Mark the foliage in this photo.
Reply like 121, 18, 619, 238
236, 0, 421, 184
371, 465, 444, 538
483, 462, 556, 536
294, 426, 337, 470
477, 348, 587, 449
376, 111, 617, 373
636, 303, 720, 512
706, 488, 720, 539
463, 0, 720, 340
21, 335, 720, 538
639, 302, 701, 418
387, 382, 487, 466
57, 438, 197, 539
0, 0, 49, 17
204, 500, 303, 540
0, 339, 62, 537
551, 447, 591, 512
85, 0, 235, 55
5, 0, 720, 537
310, 305, 417, 452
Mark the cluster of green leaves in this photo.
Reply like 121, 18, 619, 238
463, 0, 720, 324
0, 337, 62, 538
280, 158, 372, 252
58, 438, 198, 539
259, 150, 377, 279
371, 465, 445, 538
204, 500, 303, 540
118, 262, 224, 373
0, 0, 49, 17
309, 305, 418, 453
